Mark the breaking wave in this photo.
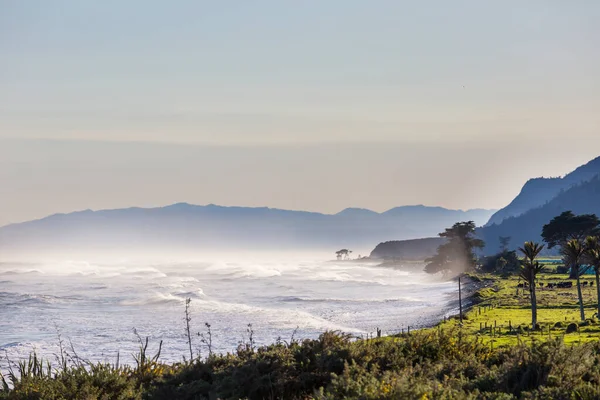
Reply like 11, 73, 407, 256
1, 257, 455, 366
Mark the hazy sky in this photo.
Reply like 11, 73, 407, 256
1, 1, 600, 226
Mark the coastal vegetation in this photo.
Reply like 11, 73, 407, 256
541, 211, 600, 250
7, 319, 600, 399
561, 239, 587, 321
518, 241, 545, 329
585, 236, 600, 317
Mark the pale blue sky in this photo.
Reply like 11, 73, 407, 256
1, 1, 599, 225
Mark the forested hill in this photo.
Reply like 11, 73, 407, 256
486, 156, 600, 226
479, 175, 600, 254
369, 237, 443, 260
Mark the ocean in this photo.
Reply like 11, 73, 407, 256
0, 256, 457, 366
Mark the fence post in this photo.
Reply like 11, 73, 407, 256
458, 275, 463, 324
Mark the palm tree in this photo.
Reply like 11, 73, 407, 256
519, 241, 545, 329
561, 239, 587, 321
585, 236, 600, 318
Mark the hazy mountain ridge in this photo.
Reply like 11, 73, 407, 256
485, 156, 600, 226
479, 174, 600, 254
0, 203, 496, 255
369, 155, 600, 260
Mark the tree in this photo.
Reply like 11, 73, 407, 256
496, 257, 508, 272
585, 236, 600, 318
542, 211, 600, 249
335, 249, 352, 261
499, 236, 511, 252
424, 221, 485, 276
424, 251, 448, 275
561, 239, 587, 321
480, 250, 520, 275
518, 241, 545, 329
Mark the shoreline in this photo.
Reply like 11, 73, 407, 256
407, 275, 492, 333
446, 275, 490, 315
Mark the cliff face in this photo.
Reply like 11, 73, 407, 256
485, 156, 600, 226
369, 237, 444, 260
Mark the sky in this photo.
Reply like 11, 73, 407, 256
1, 0, 600, 226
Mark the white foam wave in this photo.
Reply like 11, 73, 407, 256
0, 269, 42, 275
276, 296, 425, 304
119, 288, 204, 306
1, 257, 455, 366
191, 298, 364, 332
120, 292, 186, 306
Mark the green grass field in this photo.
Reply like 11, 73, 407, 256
436, 271, 600, 346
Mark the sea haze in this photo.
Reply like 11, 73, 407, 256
0, 255, 456, 365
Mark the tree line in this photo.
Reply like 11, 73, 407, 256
425, 211, 600, 329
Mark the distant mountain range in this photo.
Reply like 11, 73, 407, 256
7, 155, 599, 259
0, 204, 496, 255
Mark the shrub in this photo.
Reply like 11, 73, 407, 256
556, 266, 569, 274
6, 330, 600, 399
566, 323, 579, 333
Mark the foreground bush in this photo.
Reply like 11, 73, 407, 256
3, 329, 600, 399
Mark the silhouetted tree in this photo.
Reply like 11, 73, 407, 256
499, 236, 511, 252
424, 251, 449, 275
335, 249, 352, 260
496, 257, 508, 272
519, 241, 545, 329
561, 239, 587, 321
585, 236, 600, 318
480, 250, 520, 274
424, 221, 484, 276
542, 211, 600, 249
